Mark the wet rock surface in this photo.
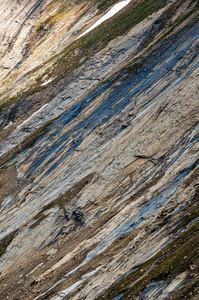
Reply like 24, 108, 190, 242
0, 0, 199, 299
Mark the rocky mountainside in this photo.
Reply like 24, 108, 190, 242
0, 0, 198, 299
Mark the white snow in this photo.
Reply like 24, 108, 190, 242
17, 104, 48, 129
41, 77, 55, 86
79, 0, 132, 38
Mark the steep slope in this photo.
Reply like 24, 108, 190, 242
0, 0, 199, 299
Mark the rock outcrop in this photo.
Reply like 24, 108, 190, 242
0, 0, 198, 299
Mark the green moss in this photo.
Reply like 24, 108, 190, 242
30, 172, 96, 229
151, 229, 198, 280
35, 16, 55, 32
160, 8, 197, 40
49, 0, 169, 81
0, 95, 20, 114
0, 230, 18, 258
10, 0, 169, 101
3, 0, 196, 121
96, 221, 199, 300
0, 84, 48, 116
149, 2, 199, 54
102, 0, 199, 85
0, 0, 172, 113
94, 0, 118, 14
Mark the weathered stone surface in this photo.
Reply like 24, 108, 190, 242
0, 0, 198, 299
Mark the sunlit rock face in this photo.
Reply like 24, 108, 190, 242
0, 0, 46, 77
0, 0, 198, 299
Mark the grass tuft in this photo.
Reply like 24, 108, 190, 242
0, 230, 18, 258
96, 220, 199, 299
1, 0, 170, 112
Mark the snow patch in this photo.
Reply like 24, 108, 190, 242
79, 0, 132, 38
17, 104, 48, 129
41, 77, 56, 86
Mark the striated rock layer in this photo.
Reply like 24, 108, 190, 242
0, 0, 198, 299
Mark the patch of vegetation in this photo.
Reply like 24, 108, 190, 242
95, 0, 118, 14
101, 0, 199, 88
3, 0, 197, 128
118, 0, 199, 79
148, 0, 199, 53
1, 0, 170, 112
35, 16, 55, 33
0, 95, 20, 114
96, 221, 199, 299
44, 0, 170, 84
0, 84, 48, 115
30, 172, 96, 229
0, 230, 18, 258
0, 119, 56, 168
159, 7, 197, 41
45, 0, 88, 19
